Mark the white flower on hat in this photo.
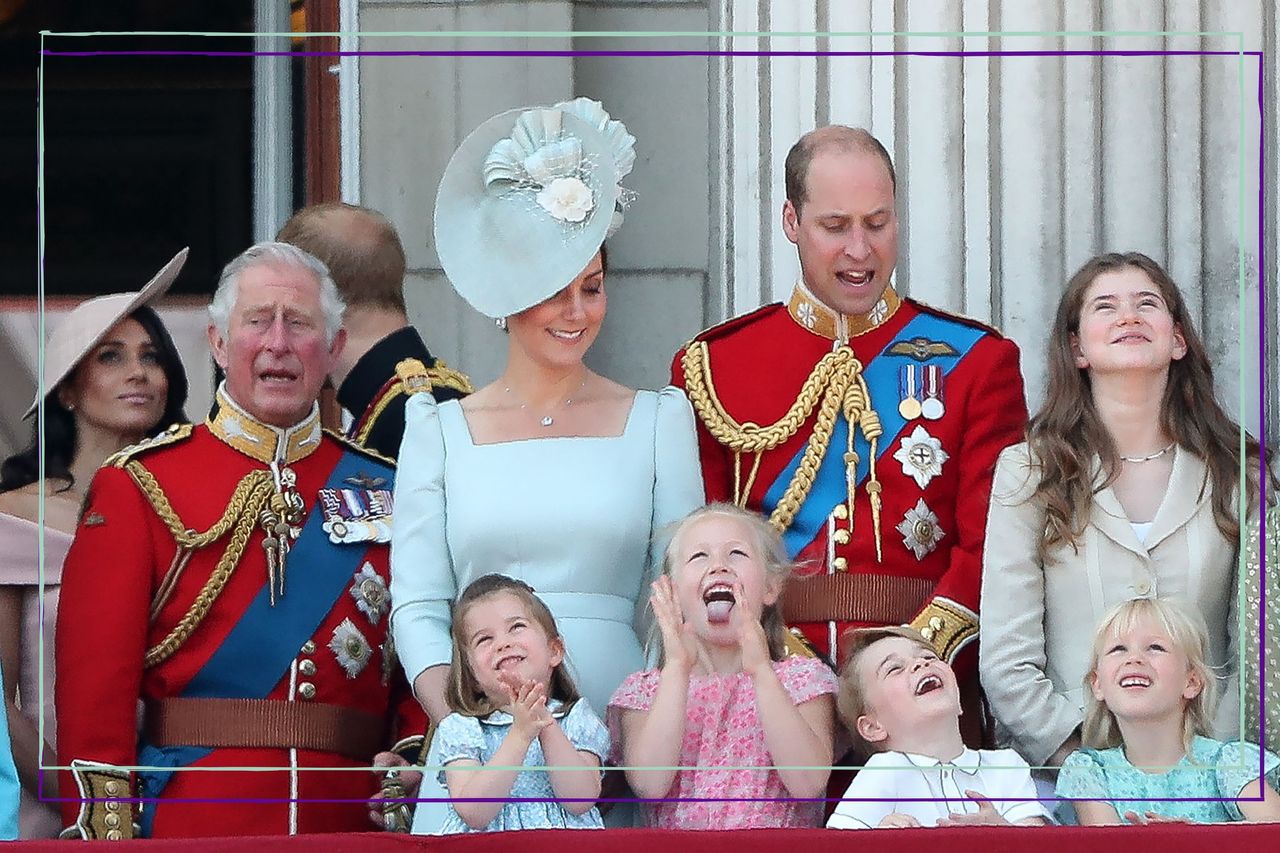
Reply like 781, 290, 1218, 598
536, 176, 594, 223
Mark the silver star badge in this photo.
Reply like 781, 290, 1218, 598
349, 562, 390, 624
897, 498, 945, 560
329, 618, 372, 679
893, 425, 950, 489
796, 300, 817, 329
869, 297, 889, 325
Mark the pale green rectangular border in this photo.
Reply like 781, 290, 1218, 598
34, 28, 1257, 782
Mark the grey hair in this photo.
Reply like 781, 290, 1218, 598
208, 241, 346, 344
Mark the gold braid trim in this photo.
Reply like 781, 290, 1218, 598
124, 461, 277, 668
682, 341, 883, 556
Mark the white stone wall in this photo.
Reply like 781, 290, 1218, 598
718, 0, 1275, 434
350, 0, 1276, 436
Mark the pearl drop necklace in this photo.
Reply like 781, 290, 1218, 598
503, 378, 586, 427
1119, 442, 1175, 464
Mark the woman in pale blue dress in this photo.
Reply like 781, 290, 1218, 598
390, 99, 703, 833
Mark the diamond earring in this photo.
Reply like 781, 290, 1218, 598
495, 317, 508, 332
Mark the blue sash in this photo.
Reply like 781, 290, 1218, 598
762, 313, 985, 558
137, 449, 393, 835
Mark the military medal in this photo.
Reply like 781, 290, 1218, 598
897, 498, 946, 559
898, 365, 923, 420
893, 425, 950, 489
921, 364, 945, 420
320, 480, 394, 545
350, 562, 391, 624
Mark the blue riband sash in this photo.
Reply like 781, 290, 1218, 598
762, 313, 985, 558
137, 448, 393, 834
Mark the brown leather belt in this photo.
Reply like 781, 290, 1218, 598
783, 573, 934, 625
144, 698, 386, 763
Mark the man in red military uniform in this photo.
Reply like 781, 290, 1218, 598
56, 243, 425, 839
673, 127, 1027, 727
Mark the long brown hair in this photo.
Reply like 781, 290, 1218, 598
446, 574, 580, 718
1026, 251, 1265, 562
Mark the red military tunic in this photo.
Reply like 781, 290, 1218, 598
673, 283, 1027, 680
56, 388, 425, 839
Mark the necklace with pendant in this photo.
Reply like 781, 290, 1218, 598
504, 377, 587, 427
1119, 441, 1176, 464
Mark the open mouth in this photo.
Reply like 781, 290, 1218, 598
1119, 674, 1151, 689
259, 369, 299, 385
1111, 333, 1151, 344
549, 329, 585, 342
836, 270, 873, 288
702, 583, 736, 623
914, 674, 944, 696
494, 654, 525, 671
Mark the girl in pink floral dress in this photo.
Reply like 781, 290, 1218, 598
608, 503, 837, 829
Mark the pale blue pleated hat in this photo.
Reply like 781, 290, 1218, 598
433, 98, 636, 319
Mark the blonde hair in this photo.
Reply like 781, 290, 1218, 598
1081, 597, 1217, 752
446, 574, 580, 718
658, 503, 794, 662
836, 625, 936, 757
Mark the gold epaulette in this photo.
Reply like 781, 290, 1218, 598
394, 357, 474, 398
424, 359, 474, 396
323, 428, 397, 468
106, 422, 193, 468
909, 597, 979, 663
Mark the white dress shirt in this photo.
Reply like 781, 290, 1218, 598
827, 748, 1051, 829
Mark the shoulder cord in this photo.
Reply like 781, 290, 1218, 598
682, 341, 883, 559
124, 461, 277, 668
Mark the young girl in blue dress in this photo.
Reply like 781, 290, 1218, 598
1057, 597, 1280, 824
434, 574, 610, 833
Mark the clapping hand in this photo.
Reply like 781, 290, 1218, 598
1123, 810, 1190, 825
728, 579, 772, 677
651, 575, 700, 673
498, 672, 554, 743
878, 812, 923, 828
935, 790, 1011, 826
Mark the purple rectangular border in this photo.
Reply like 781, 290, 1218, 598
35, 42, 1269, 811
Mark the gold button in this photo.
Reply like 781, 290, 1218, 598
105, 814, 121, 828
106, 829, 123, 841
105, 801, 120, 813
299, 682, 316, 699
299, 659, 316, 676
301, 640, 316, 654
832, 557, 848, 572
921, 626, 936, 641
832, 528, 851, 545
832, 504, 849, 520
104, 781, 121, 796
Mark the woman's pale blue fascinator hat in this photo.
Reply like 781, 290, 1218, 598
433, 97, 636, 319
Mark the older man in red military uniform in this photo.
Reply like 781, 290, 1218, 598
673, 127, 1027, 730
56, 243, 425, 839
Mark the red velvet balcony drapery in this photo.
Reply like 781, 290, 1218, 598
12, 825, 1279, 851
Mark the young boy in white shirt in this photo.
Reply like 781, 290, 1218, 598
827, 626, 1050, 829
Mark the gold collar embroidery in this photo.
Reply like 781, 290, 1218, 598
206, 384, 322, 465
786, 280, 902, 341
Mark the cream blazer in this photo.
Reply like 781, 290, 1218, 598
978, 442, 1239, 766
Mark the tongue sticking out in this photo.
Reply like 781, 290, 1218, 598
704, 589, 735, 624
